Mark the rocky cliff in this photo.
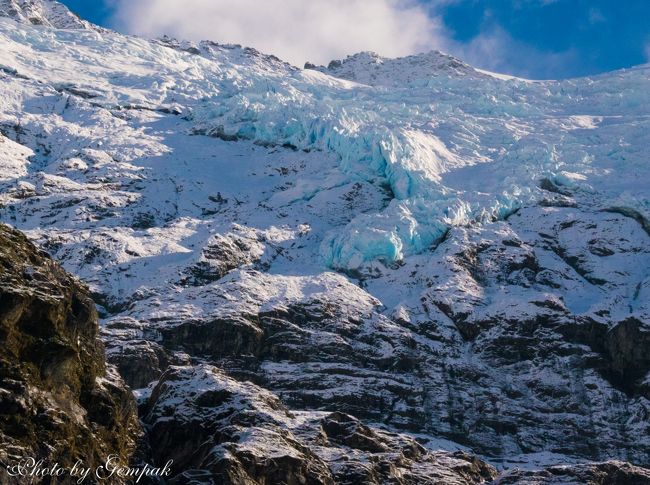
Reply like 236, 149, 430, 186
0, 224, 140, 483
0, 1, 649, 484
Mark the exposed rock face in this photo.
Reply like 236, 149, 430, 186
0, 224, 140, 482
115, 198, 650, 481
305, 50, 479, 87
142, 364, 497, 485
495, 461, 650, 484
142, 365, 335, 485
307, 412, 497, 485
182, 227, 265, 286
1, 2, 650, 484
0, 0, 93, 29
108, 204, 650, 466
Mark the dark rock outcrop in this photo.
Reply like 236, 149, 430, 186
141, 364, 499, 485
182, 229, 264, 287
0, 224, 141, 482
142, 364, 336, 485
1, 4, 650, 483
495, 461, 650, 484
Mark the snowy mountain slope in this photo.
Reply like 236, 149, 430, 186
0, 1, 649, 483
1, 12, 648, 275
0, 0, 93, 29
306, 50, 482, 86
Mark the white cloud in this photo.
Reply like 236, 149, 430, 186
110, 0, 447, 67
645, 42, 650, 63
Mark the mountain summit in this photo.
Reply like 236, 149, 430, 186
0, 2, 649, 484
0, 0, 92, 29
307, 50, 480, 86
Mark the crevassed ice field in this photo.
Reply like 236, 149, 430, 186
1, 1, 649, 483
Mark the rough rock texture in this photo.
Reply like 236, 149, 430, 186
306, 50, 480, 86
495, 461, 650, 484
0, 223, 140, 482
0, 0, 93, 29
142, 365, 336, 484
107, 198, 650, 465
0, 1, 649, 484
142, 364, 497, 485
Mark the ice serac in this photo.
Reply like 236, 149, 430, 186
0, 224, 141, 482
0, 4, 649, 484
0, 0, 92, 29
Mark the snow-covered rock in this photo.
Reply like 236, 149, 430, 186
0, 1, 649, 483
142, 364, 497, 484
494, 461, 650, 484
0, 0, 93, 29
306, 50, 480, 86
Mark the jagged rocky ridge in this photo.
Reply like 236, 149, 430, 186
0, 223, 140, 483
0, 0, 93, 29
305, 50, 481, 86
0, 1, 649, 483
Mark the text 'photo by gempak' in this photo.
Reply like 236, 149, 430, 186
0, 0, 649, 484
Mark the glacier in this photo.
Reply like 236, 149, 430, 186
0, 1, 650, 483
2, 18, 648, 272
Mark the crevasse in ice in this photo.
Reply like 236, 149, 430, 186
1, 20, 648, 270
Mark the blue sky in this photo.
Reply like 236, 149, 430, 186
60, 0, 650, 79
433, 0, 650, 78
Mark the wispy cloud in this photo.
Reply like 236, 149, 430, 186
110, 0, 447, 67
448, 26, 579, 79
588, 7, 605, 25
108, 0, 622, 79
